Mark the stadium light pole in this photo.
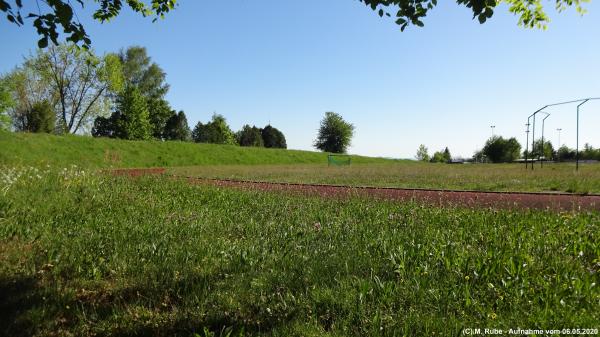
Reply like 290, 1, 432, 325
556, 128, 562, 161
574, 97, 600, 170
576, 99, 589, 171
525, 121, 531, 170
527, 105, 550, 170
527, 98, 599, 171
540, 112, 550, 168
490, 125, 496, 137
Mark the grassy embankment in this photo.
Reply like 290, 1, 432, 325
0, 168, 599, 336
4, 131, 598, 194
0, 131, 394, 168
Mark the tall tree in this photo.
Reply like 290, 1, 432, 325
261, 125, 287, 149
0, 77, 14, 131
163, 110, 191, 141
416, 144, 430, 162
114, 86, 151, 140
314, 112, 354, 154
40, 44, 123, 134
4, 44, 123, 134
119, 46, 171, 138
0, 1, 587, 49
3, 59, 56, 131
443, 147, 452, 162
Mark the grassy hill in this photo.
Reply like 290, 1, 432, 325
0, 131, 396, 168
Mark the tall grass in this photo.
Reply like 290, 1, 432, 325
1, 168, 598, 336
169, 163, 600, 194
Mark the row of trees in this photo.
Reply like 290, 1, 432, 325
415, 145, 452, 163
0, 45, 161, 136
191, 114, 287, 148
418, 136, 600, 164
0, 43, 290, 149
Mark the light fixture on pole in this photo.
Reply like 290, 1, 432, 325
490, 125, 496, 137
556, 128, 562, 149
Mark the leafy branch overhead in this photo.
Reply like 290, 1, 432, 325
360, 0, 589, 31
0, 0, 177, 49
0, 0, 590, 49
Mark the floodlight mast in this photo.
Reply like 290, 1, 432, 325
540, 112, 550, 168
526, 98, 598, 171
574, 97, 600, 170
576, 99, 589, 170
525, 120, 531, 170
527, 106, 548, 170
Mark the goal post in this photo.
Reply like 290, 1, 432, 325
328, 154, 351, 166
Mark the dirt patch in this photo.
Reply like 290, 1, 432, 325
107, 168, 167, 177
106, 169, 600, 211
186, 177, 600, 212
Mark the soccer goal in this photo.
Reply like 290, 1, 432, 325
328, 154, 351, 166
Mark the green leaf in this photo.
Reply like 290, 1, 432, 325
38, 37, 48, 48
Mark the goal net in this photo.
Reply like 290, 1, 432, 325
328, 154, 351, 166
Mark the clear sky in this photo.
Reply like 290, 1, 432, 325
1, 1, 599, 158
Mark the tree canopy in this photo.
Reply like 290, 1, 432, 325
25, 100, 56, 133
0, 77, 13, 131
261, 125, 287, 149
2, 44, 122, 134
478, 136, 522, 163
237, 125, 264, 147
0, 0, 176, 49
118, 46, 171, 138
0, 1, 588, 49
430, 147, 452, 163
114, 85, 152, 140
415, 144, 429, 162
314, 112, 354, 154
192, 114, 236, 145
360, 0, 588, 31
163, 110, 191, 141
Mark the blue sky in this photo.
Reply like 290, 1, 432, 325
1, 1, 599, 158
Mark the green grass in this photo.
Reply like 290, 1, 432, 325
168, 162, 600, 194
0, 132, 394, 168
1, 168, 598, 336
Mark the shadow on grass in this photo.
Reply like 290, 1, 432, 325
0, 271, 295, 337
0, 274, 43, 337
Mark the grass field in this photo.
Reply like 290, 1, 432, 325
1, 167, 599, 336
0, 132, 393, 168
169, 162, 600, 194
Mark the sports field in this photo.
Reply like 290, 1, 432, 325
169, 162, 600, 194
1, 135, 599, 336
1, 167, 598, 336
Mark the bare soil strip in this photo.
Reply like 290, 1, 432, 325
109, 168, 600, 211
